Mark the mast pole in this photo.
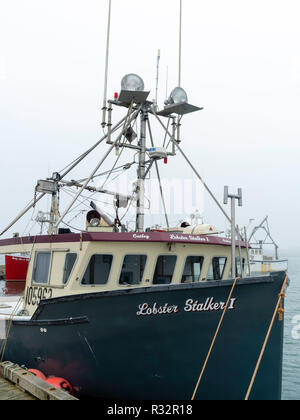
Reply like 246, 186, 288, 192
224, 187, 243, 278
230, 196, 236, 278
48, 192, 60, 235
136, 105, 148, 232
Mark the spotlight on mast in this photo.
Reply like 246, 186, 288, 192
157, 86, 203, 117
166, 87, 188, 105
121, 74, 145, 91
118, 73, 150, 106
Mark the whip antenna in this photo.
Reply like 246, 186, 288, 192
101, 0, 112, 128
164, 66, 169, 103
178, 0, 182, 87
155, 49, 161, 107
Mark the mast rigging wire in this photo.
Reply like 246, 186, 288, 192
55, 104, 141, 229
146, 119, 170, 228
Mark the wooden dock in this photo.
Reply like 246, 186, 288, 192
0, 362, 78, 400
0, 376, 37, 400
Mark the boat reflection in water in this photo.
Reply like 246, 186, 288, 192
2, 281, 25, 297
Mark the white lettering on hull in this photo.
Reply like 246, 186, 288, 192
136, 297, 237, 316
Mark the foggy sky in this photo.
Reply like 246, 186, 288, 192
0, 0, 299, 252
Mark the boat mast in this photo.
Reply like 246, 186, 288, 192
48, 192, 60, 235
136, 105, 148, 232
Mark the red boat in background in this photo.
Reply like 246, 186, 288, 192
5, 255, 29, 282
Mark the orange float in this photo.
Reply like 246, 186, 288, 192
28, 369, 47, 381
45, 377, 74, 395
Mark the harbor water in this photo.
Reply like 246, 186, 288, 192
1, 256, 299, 400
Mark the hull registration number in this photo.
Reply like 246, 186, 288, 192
25, 287, 53, 306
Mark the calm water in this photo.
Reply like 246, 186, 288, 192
1, 257, 299, 400
282, 256, 300, 400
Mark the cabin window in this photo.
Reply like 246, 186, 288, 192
153, 255, 177, 285
32, 252, 51, 284
81, 254, 113, 285
181, 256, 204, 283
119, 255, 147, 285
207, 257, 227, 281
62, 253, 77, 284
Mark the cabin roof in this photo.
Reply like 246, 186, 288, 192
0, 231, 247, 248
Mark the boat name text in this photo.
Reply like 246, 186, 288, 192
136, 297, 237, 316
132, 234, 150, 240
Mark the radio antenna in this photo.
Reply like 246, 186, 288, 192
165, 66, 169, 102
178, 0, 183, 87
155, 49, 161, 106
101, 0, 112, 128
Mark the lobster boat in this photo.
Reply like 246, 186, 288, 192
0, 0, 288, 401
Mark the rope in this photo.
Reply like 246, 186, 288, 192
191, 277, 239, 400
244, 273, 289, 400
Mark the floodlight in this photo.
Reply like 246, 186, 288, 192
90, 218, 101, 227
167, 87, 188, 105
121, 74, 145, 92
158, 86, 203, 117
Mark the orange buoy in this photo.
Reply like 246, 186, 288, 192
46, 377, 74, 395
28, 369, 47, 381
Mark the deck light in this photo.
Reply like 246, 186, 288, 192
118, 74, 149, 105
121, 74, 145, 92
166, 87, 188, 105
158, 86, 203, 117
90, 218, 101, 227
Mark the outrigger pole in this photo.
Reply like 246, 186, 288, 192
0, 193, 46, 237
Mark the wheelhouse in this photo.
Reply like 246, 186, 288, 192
0, 231, 248, 316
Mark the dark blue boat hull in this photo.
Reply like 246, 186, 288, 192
3, 271, 286, 400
